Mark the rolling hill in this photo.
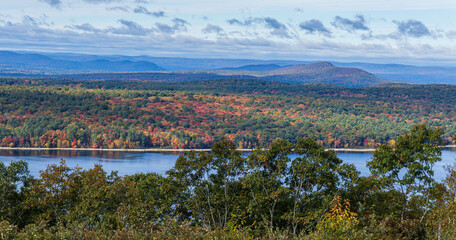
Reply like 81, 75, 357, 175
1, 50, 455, 85
0, 50, 388, 87
45, 62, 386, 87
218, 64, 283, 72
262, 62, 386, 86
0, 51, 165, 73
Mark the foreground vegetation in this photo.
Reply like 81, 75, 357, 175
1, 124, 455, 239
1, 78, 456, 149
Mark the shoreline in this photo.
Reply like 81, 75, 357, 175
0, 145, 455, 153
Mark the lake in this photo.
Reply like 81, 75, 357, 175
0, 149, 455, 181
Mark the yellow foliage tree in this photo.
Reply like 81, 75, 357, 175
306, 196, 367, 240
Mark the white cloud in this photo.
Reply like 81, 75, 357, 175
0, 0, 453, 65
1, 16, 455, 64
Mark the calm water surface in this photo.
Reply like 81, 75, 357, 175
0, 149, 455, 181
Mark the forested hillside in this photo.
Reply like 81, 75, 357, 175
0, 78, 455, 149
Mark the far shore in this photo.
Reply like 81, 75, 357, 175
0, 145, 455, 153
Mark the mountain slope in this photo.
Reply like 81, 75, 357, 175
264, 62, 386, 86
0, 51, 165, 72
50, 63, 386, 87
0, 51, 386, 86
269, 62, 334, 74
78, 59, 165, 71
2, 50, 456, 85
218, 64, 283, 72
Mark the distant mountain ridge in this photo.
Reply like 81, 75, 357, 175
40, 61, 385, 87
0, 50, 386, 87
1, 50, 455, 85
261, 62, 385, 86
218, 64, 283, 72
270, 62, 335, 74
0, 51, 165, 72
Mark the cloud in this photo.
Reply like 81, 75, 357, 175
2, 12, 455, 65
227, 17, 262, 26
68, 20, 157, 36
40, 0, 119, 8
82, 0, 119, 3
172, 18, 189, 31
262, 17, 291, 38
155, 23, 173, 34
227, 17, 291, 38
155, 18, 189, 34
106, 6, 130, 12
263, 17, 285, 30
227, 18, 242, 25
393, 19, 431, 38
447, 31, 456, 39
109, 19, 155, 36
202, 24, 224, 34
331, 15, 369, 32
69, 23, 101, 33
133, 6, 165, 17
39, 0, 61, 8
361, 20, 436, 40
227, 17, 286, 29
22, 15, 51, 27
270, 29, 291, 38
152, 11, 165, 17
0, 17, 91, 47
299, 19, 331, 36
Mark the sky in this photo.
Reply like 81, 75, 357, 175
1, 0, 456, 65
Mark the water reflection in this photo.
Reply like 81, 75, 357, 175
0, 149, 454, 181
0, 149, 180, 158
0, 150, 180, 177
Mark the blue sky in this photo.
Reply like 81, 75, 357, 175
1, 0, 456, 65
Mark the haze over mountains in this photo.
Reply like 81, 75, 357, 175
1, 50, 455, 86
0, 51, 164, 73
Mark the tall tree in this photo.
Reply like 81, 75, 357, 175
244, 138, 292, 230
167, 137, 245, 228
0, 160, 31, 226
367, 123, 444, 221
288, 137, 344, 234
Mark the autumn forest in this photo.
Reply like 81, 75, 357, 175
0, 78, 455, 150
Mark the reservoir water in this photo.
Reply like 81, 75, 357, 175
0, 149, 455, 181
